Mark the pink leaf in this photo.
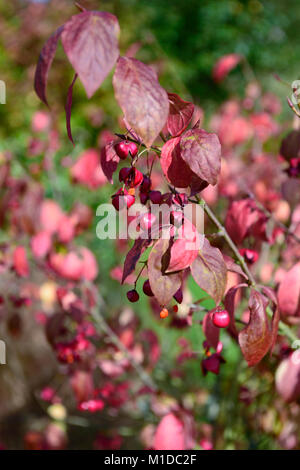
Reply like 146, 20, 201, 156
180, 129, 221, 186
40, 199, 64, 234
113, 57, 169, 147
167, 92, 194, 137
31, 231, 52, 258
153, 413, 186, 450
61, 11, 120, 98
80, 247, 98, 281
164, 219, 200, 273
212, 54, 242, 82
278, 262, 300, 317
34, 26, 64, 106
276, 354, 300, 402
13, 246, 29, 278
71, 149, 106, 189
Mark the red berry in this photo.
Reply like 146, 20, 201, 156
112, 189, 135, 211
211, 309, 230, 328
127, 289, 139, 303
114, 141, 138, 160
160, 308, 169, 319
143, 279, 154, 297
140, 213, 156, 231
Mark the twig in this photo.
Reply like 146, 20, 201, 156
246, 189, 300, 244
287, 97, 300, 119
196, 197, 256, 286
86, 284, 157, 391
75, 2, 86, 12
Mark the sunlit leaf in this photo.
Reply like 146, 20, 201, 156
113, 57, 169, 147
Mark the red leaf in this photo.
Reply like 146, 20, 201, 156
122, 238, 151, 284
260, 285, 279, 353
180, 129, 221, 186
203, 312, 220, 350
278, 262, 300, 317
71, 149, 107, 189
225, 199, 264, 245
160, 137, 196, 188
164, 219, 200, 273
65, 73, 78, 145
34, 26, 64, 106
113, 57, 169, 147
153, 413, 186, 450
276, 354, 300, 402
224, 283, 247, 336
148, 239, 182, 306
61, 11, 120, 98
223, 254, 248, 280
100, 144, 120, 184
167, 93, 194, 137
190, 237, 227, 305
13, 246, 29, 278
238, 289, 278, 367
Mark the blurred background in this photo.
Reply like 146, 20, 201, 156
0, 0, 299, 450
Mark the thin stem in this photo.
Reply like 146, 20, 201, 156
287, 97, 300, 119
75, 2, 86, 12
85, 284, 157, 391
246, 189, 300, 244
197, 197, 256, 286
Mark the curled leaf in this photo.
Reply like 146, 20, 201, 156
34, 25, 64, 106
224, 283, 247, 336
203, 312, 220, 350
113, 57, 169, 147
122, 238, 151, 284
65, 73, 78, 145
100, 144, 119, 183
238, 289, 278, 367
